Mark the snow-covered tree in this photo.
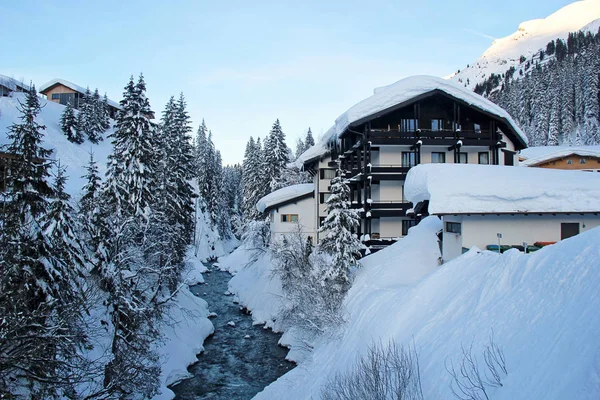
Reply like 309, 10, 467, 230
318, 168, 363, 293
0, 86, 87, 396
60, 100, 82, 143
242, 136, 266, 220
103, 74, 156, 222
263, 119, 289, 191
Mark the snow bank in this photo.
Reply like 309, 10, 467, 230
219, 245, 283, 330
0, 92, 114, 195
404, 163, 600, 214
255, 217, 600, 399
256, 183, 314, 213
519, 145, 600, 166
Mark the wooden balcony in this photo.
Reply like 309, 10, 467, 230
368, 129, 502, 147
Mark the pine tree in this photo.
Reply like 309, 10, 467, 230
103, 74, 156, 221
318, 168, 363, 293
60, 100, 82, 143
295, 137, 305, 159
242, 136, 259, 220
304, 127, 315, 149
91, 88, 106, 141
263, 119, 289, 191
100, 74, 161, 396
0, 87, 87, 396
102, 93, 112, 130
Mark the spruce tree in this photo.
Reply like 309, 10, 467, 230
60, 100, 82, 143
102, 93, 111, 130
103, 74, 156, 221
0, 86, 86, 396
304, 127, 315, 149
263, 119, 289, 191
318, 168, 363, 293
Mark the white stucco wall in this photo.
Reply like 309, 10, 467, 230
441, 214, 600, 262
269, 196, 316, 242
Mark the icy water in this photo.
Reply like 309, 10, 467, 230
170, 263, 294, 399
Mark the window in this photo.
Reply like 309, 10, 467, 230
402, 220, 416, 235
446, 221, 461, 234
504, 151, 514, 166
478, 152, 489, 165
431, 152, 446, 163
459, 152, 468, 164
580, 158, 587, 164
320, 169, 336, 179
51, 93, 59, 99
567, 159, 573, 165
474, 123, 481, 133
431, 119, 444, 131
281, 214, 298, 223
402, 151, 417, 167
400, 119, 418, 132
320, 193, 332, 204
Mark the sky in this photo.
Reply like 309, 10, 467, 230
1, 0, 578, 164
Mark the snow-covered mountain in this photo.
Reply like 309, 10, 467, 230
450, 0, 600, 89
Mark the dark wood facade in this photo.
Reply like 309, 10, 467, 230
328, 90, 526, 243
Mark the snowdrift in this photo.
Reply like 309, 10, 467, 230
253, 217, 600, 400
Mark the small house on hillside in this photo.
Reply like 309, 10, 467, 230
519, 145, 600, 172
405, 164, 600, 262
256, 184, 316, 242
38, 78, 122, 118
0, 75, 29, 97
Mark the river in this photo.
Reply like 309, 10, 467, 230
170, 263, 294, 399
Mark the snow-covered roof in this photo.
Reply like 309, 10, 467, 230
291, 138, 331, 169
0, 74, 29, 91
519, 145, 600, 166
38, 78, 122, 110
404, 164, 600, 214
294, 75, 527, 169
256, 183, 314, 213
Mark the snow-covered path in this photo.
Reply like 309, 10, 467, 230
170, 263, 294, 399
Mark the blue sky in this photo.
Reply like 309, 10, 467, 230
1, 0, 575, 164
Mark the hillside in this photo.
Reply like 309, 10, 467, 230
0, 92, 113, 196
450, 0, 600, 90
247, 218, 600, 399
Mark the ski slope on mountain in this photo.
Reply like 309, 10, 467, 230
252, 217, 600, 400
450, 0, 600, 89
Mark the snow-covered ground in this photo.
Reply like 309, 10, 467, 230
225, 216, 600, 399
0, 91, 228, 400
450, 1, 600, 89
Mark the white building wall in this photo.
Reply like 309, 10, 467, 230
379, 217, 404, 238
379, 181, 403, 202
269, 196, 316, 242
441, 214, 600, 262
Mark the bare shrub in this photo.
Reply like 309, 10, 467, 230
242, 219, 271, 250
320, 340, 424, 400
271, 225, 346, 335
445, 331, 507, 400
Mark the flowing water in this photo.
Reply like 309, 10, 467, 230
170, 264, 294, 399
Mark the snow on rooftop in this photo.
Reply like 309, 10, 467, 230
404, 163, 600, 215
294, 75, 527, 169
0, 74, 29, 91
39, 78, 122, 110
519, 145, 600, 166
256, 183, 314, 213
